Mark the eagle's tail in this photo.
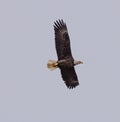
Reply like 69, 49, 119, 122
47, 60, 58, 70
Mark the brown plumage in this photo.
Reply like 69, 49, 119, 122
47, 19, 83, 89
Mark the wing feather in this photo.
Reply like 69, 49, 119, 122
60, 67, 79, 88
54, 19, 73, 60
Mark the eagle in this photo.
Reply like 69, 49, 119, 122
47, 19, 83, 89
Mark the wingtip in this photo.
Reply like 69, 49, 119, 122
53, 19, 66, 30
65, 81, 79, 89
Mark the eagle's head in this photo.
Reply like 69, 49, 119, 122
74, 60, 83, 66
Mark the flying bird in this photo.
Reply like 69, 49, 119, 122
47, 19, 83, 89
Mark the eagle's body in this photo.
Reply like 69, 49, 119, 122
47, 19, 83, 89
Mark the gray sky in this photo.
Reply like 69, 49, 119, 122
0, 0, 120, 122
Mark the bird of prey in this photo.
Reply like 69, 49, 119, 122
47, 19, 83, 89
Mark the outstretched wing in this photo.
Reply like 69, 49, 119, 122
60, 67, 79, 88
54, 19, 73, 60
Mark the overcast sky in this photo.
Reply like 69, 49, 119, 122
0, 0, 120, 122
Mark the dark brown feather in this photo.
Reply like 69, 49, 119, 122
54, 19, 73, 60
60, 67, 79, 88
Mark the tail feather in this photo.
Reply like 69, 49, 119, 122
47, 60, 58, 70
